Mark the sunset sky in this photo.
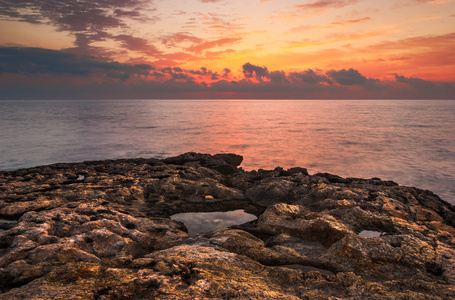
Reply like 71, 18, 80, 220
1, 0, 454, 99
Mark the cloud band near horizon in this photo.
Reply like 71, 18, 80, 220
1, 47, 454, 100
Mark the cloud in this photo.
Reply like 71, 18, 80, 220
288, 69, 332, 84
0, 0, 152, 31
272, 0, 359, 20
326, 68, 372, 85
394, 74, 455, 97
289, 16, 371, 33
114, 35, 162, 56
268, 71, 288, 83
0, 47, 153, 79
295, 0, 359, 12
284, 30, 385, 50
161, 33, 204, 47
113, 9, 142, 18
186, 37, 242, 54
196, 13, 244, 33
1, 47, 454, 99
242, 63, 269, 81
0, 0, 158, 56
368, 32, 455, 52
414, 0, 451, 4
222, 68, 232, 79
66, 31, 113, 57
331, 17, 371, 26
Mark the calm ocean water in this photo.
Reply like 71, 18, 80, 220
1, 100, 454, 204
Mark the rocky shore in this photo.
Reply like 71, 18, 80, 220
1, 153, 455, 299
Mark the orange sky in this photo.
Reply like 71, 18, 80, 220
0, 0, 454, 99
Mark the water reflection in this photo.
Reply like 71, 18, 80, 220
358, 230, 382, 238
170, 209, 257, 236
1, 100, 454, 204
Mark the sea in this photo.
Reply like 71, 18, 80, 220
1, 99, 454, 204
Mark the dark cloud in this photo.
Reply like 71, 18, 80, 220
0, 1, 157, 55
66, 32, 113, 57
188, 67, 209, 75
242, 63, 269, 81
0, 0, 151, 31
187, 67, 220, 81
157, 66, 221, 83
0, 47, 153, 79
222, 68, 232, 78
394, 74, 455, 97
242, 63, 375, 87
269, 71, 288, 83
114, 9, 142, 18
326, 68, 371, 85
289, 69, 331, 84
395, 74, 437, 88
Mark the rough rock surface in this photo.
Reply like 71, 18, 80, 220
1, 153, 454, 299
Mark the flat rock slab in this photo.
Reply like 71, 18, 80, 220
1, 152, 455, 299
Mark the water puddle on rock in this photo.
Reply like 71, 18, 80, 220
281, 264, 334, 276
359, 230, 382, 238
170, 209, 257, 236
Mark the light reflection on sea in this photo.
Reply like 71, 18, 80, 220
1, 99, 454, 204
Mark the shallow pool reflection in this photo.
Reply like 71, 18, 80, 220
359, 230, 382, 238
170, 209, 257, 236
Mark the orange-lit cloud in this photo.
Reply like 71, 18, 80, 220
331, 17, 371, 26
186, 37, 242, 54
283, 30, 386, 50
161, 33, 203, 47
294, 0, 359, 12
0, 0, 454, 98
1, 47, 454, 99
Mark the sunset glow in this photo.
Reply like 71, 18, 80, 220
1, 0, 454, 99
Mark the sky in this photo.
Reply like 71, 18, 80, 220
0, 0, 454, 99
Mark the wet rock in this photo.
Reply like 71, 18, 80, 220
0, 152, 454, 299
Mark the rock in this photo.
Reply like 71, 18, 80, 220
0, 152, 454, 299
245, 177, 299, 206
213, 153, 243, 167
162, 152, 243, 175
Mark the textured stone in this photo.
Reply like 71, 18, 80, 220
0, 153, 454, 299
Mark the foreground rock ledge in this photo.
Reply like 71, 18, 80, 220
1, 153, 455, 299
